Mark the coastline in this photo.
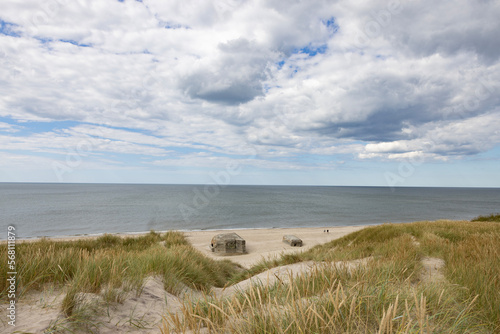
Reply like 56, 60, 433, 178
7, 224, 373, 241
7, 225, 369, 267
4, 185, 498, 242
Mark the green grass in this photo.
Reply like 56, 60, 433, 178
163, 221, 500, 333
0, 231, 240, 322
471, 213, 500, 222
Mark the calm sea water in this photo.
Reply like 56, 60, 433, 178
1, 183, 500, 239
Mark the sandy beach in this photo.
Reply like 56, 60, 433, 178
184, 225, 367, 267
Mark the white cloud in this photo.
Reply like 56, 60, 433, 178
0, 0, 499, 182
0, 129, 169, 157
0, 122, 21, 133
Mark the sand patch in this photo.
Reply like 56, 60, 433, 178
420, 257, 446, 282
94, 276, 181, 333
185, 226, 367, 268
214, 257, 372, 299
0, 277, 181, 334
0, 287, 65, 333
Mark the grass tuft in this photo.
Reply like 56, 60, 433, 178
471, 213, 500, 222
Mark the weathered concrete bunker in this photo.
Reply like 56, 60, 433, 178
283, 235, 303, 247
210, 233, 246, 254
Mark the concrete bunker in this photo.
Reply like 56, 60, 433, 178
210, 233, 246, 254
283, 235, 303, 247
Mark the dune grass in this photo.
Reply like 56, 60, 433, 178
0, 231, 240, 321
471, 213, 500, 222
162, 220, 500, 333
1, 221, 499, 333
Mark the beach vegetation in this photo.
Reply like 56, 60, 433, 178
1, 221, 499, 333
0, 230, 239, 329
162, 220, 500, 333
471, 213, 500, 222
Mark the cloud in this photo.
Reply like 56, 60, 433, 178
0, 121, 21, 133
181, 38, 273, 105
384, 0, 500, 62
0, 126, 169, 158
0, 0, 499, 183
360, 111, 500, 160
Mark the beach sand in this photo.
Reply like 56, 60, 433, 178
1, 225, 367, 333
185, 225, 367, 268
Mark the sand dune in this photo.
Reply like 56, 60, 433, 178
1, 225, 366, 333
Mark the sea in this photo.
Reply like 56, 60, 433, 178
1, 183, 500, 240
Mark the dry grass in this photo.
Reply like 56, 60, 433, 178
1, 221, 498, 333
162, 220, 500, 333
0, 231, 240, 330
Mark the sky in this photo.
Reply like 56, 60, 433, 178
0, 0, 499, 187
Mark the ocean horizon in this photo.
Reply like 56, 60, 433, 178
2, 183, 500, 240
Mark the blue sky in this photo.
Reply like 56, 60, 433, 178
0, 0, 499, 187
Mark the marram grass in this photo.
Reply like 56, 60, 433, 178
471, 213, 500, 222
0, 231, 239, 315
162, 220, 500, 333
1, 221, 499, 333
